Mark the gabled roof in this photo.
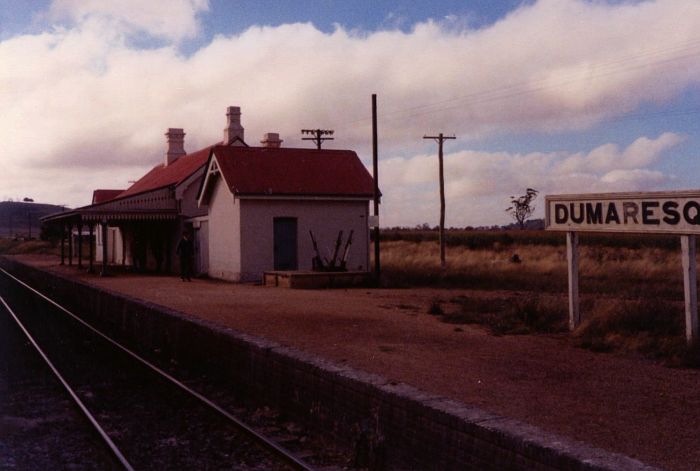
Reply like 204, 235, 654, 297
118, 145, 213, 199
204, 146, 374, 199
92, 189, 125, 204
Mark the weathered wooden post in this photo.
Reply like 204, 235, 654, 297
681, 235, 698, 346
68, 222, 73, 266
100, 219, 108, 277
88, 223, 94, 273
566, 231, 580, 330
372, 93, 381, 283
77, 221, 83, 269
60, 223, 65, 265
423, 133, 456, 269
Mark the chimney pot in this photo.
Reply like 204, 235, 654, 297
164, 128, 186, 166
261, 132, 283, 148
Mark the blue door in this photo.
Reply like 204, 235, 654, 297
273, 217, 298, 270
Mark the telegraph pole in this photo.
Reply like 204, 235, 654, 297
423, 133, 456, 268
301, 129, 334, 149
372, 94, 380, 283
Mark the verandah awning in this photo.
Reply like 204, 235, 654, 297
41, 209, 178, 224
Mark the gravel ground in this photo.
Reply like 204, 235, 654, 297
0, 300, 118, 470
14, 254, 700, 471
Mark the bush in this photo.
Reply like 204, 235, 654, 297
573, 299, 692, 363
427, 299, 444, 316
440, 294, 567, 335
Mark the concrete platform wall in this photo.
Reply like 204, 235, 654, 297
0, 257, 660, 471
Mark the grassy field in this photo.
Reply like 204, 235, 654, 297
0, 238, 59, 255
378, 238, 683, 297
377, 230, 696, 366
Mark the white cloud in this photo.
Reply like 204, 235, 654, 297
555, 132, 685, 174
379, 133, 682, 227
47, 0, 209, 42
0, 0, 699, 218
600, 169, 667, 187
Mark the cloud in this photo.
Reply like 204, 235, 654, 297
600, 169, 667, 187
555, 132, 685, 174
379, 133, 683, 227
47, 0, 209, 42
1, 0, 699, 217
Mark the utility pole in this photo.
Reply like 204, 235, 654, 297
301, 129, 334, 149
423, 133, 456, 269
372, 94, 380, 284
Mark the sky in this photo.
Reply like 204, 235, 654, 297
1, 0, 700, 227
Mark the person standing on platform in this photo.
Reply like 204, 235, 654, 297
176, 231, 194, 281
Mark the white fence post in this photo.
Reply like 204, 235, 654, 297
567, 231, 580, 330
681, 235, 698, 345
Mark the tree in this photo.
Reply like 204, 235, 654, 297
505, 188, 539, 230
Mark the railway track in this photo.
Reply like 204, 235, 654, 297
0, 268, 342, 470
0, 296, 120, 469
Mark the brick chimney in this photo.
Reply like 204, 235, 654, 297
223, 106, 245, 146
260, 132, 283, 148
164, 128, 186, 166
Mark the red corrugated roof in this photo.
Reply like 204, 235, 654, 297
92, 189, 125, 204
118, 146, 212, 198
212, 146, 374, 197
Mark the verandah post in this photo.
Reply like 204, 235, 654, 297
60, 223, 65, 265
77, 221, 83, 268
68, 222, 73, 266
101, 220, 109, 277
88, 223, 94, 273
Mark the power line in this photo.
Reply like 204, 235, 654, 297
330, 37, 700, 129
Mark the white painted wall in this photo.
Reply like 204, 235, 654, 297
95, 225, 125, 264
238, 198, 369, 280
207, 177, 241, 281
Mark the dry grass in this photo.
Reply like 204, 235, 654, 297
0, 238, 58, 255
380, 237, 697, 364
378, 240, 683, 298
573, 298, 700, 367
430, 293, 568, 336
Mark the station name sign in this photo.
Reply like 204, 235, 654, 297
545, 190, 700, 234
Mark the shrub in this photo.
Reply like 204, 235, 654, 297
441, 294, 567, 335
573, 299, 691, 363
427, 299, 444, 315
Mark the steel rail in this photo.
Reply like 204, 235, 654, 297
0, 294, 135, 471
0, 268, 316, 471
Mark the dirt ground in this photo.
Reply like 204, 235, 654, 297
11, 254, 700, 471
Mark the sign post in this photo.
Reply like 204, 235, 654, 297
546, 190, 700, 345
681, 235, 698, 344
566, 231, 580, 330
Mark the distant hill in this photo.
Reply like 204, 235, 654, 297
0, 201, 69, 238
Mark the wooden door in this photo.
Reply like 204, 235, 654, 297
273, 217, 298, 270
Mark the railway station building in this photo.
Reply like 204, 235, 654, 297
42, 106, 374, 281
